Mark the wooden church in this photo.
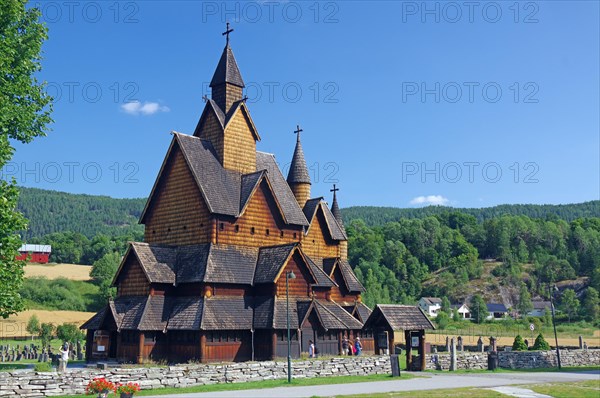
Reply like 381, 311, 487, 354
82, 28, 373, 364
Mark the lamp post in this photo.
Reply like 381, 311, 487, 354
549, 284, 562, 370
286, 270, 296, 383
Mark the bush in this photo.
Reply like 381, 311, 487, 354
34, 362, 52, 372
532, 334, 551, 350
512, 335, 528, 351
56, 323, 85, 344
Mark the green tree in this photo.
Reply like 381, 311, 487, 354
91, 251, 121, 300
26, 314, 40, 340
470, 294, 487, 324
0, 0, 52, 318
516, 283, 533, 318
582, 287, 600, 322
435, 311, 450, 330
559, 289, 580, 323
532, 334, 551, 351
512, 335, 528, 351
441, 296, 451, 313
56, 323, 84, 344
39, 322, 54, 348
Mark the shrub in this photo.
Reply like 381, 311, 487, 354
56, 323, 85, 344
34, 362, 52, 372
435, 311, 450, 330
512, 335, 528, 351
532, 334, 551, 351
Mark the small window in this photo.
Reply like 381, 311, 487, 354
152, 230, 156, 234
235, 225, 240, 233
266, 229, 270, 236
251, 227, 255, 235
167, 227, 171, 233
280, 231, 284, 238
293, 233, 297, 239
219, 223, 224, 231
183, 225, 187, 230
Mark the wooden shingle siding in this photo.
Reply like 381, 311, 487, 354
197, 109, 224, 164
275, 255, 311, 298
217, 181, 300, 247
301, 209, 339, 259
144, 146, 211, 245
223, 109, 256, 174
291, 183, 311, 209
118, 258, 150, 296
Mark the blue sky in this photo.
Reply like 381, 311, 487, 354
6, 1, 599, 208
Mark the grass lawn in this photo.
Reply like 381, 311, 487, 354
0, 363, 29, 371
321, 379, 600, 398
527, 380, 600, 398
425, 365, 600, 375
52, 373, 415, 398
0, 337, 66, 351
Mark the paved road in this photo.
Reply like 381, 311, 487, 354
144, 370, 600, 398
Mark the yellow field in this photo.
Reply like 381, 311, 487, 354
428, 331, 600, 348
0, 310, 94, 338
24, 263, 92, 281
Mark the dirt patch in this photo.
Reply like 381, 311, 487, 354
0, 310, 94, 338
24, 263, 92, 281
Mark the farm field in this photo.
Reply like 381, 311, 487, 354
24, 263, 92, 281
0, 310, 94, 339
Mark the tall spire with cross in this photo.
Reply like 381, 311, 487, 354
210, 23, 245, 113
330, 184, 345, 233
287, 124, 311, 208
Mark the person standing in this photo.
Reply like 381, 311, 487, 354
308, 340, 315, 358
58, 343, 69, 373
354, 337, 362, 356
342, 336, 349, 355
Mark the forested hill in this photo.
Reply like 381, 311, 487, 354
17, 186, 599, 239
342, 201, 600, 227
18, 187, 145, 239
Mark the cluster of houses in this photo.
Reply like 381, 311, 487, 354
418, 297, 552, 321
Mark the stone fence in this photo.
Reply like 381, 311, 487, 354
0, 356, 391, 397
426, 349, 600, 371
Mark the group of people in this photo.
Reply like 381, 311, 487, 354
342, 336, 362, 356
307, 336, 362, 358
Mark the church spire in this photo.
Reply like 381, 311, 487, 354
287, 125, 311, 208
210, 23, 245, 113
330, 184, 345, 233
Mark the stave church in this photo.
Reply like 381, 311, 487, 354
82, 27, 374, 364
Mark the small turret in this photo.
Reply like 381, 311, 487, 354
287, 125, 311, 208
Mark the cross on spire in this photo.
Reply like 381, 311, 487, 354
294, 124, 303, 141
330, 184, 339, 194
222, 22, 234, 45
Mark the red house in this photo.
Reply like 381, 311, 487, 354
17, 244, 51, 264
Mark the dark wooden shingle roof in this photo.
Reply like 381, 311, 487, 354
253, 244, 297, 284
201, 297, 254, 330
338, 259, 366, 293
364, 305, 435, 331
167, 297, 204, 330
287, 135, 311, 184
129, 242, 176, 284
210, 44, 245, 88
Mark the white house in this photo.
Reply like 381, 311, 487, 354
418, 297, 442, 317
486, 303, 508, 320
451, 303, 471, 319
528, 300, 552, 317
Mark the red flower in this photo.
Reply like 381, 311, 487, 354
116, 382, 141, 394
85, 378, 116, 394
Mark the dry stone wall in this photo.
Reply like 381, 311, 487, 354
0, 356, 391, 397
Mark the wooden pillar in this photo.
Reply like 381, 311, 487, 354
137, 332, 145, 364
419, 330, 426, 371
405, 330, 412, 371
389, 329, 395, 355
85, 330, 93, 362
338, 331, 343, 355
200, 332, 207, 363
271, 331, 278, 360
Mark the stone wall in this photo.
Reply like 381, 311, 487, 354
426, 349, 600, 371
0, 356, 391, 397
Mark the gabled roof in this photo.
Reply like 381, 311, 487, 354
304, 256, 337, 288
138, 295, 170, 331
253, 243, 297, 284
338, 259, 366, 293
299, 300, 364, 331
531, 301, 551, 310
303, 199, 347, 241
113, 242, 176, 286
363, 304, 435, 331
256, 152, 309, 226
486, 303, 508, 312
140, 133, 307, 226
352, 302, 373, 323
194, 99, 260, 142
287, 134, 310, 184
210, 44, 245, 88
167, 297, 203, 330
421, 297, 443, 306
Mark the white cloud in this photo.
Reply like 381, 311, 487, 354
121, 101, 170, 116
409, 195, 450, 206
